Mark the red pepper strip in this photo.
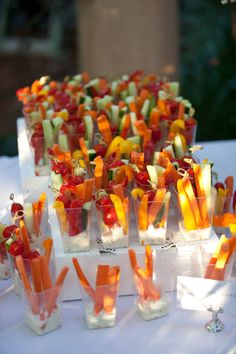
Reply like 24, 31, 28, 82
97, 114, 112, 145
225, 176, 234, 212
67, 206, 82, 236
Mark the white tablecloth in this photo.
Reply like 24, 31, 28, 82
0, 140, 236, 354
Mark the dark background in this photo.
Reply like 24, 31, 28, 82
0, 0, 235, 156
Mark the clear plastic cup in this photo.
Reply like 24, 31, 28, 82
22, 285, 63, 335
95, 201, 129, 249
81, 283, 119, 329
0, 241, 10, 280
133, 196, 170, 245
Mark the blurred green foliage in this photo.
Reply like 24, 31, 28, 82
180, 0, 236, 141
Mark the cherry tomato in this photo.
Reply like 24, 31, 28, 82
11, 203, 24, 218
103, 207, 118, 228
9, 240, 25, 257
56, 195, 71, 208
96, 195, 111, 213
24, 249, 40, 260
135, 171, 150, 187
3, 225, 18, 239
109, 160, 125, 169
146, 190, 156, 202
94, 144, 107, 158
214, 182, 225, 191
144, 141, 154, 164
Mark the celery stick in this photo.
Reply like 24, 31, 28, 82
23, 202, 34, 235
169, 82, 180, 97
141, 99, 150, 118
51, 170, 63, 192
130, 112, 138, 135
111, 105, 119, 126
58, 134, 69, 152
84, 115, 93, 147
128, 81, 137, 96
52, 117, 64, 142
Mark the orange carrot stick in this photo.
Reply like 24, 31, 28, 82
93, 265, 110, 315
138, 194, 148, 231
38, 192, 46, 226
145, 245, 153, 278
182, 176, 201, 227
72, 258, 96, 301
135, 267, 160, 301
31, 257, 43, 293
178, 102, 185, 119
128, 249, 138, 271
43, 238, 53, 265
16, 256, 39, 314
79, 137, 89, 164
19, 219, 31, 254
129, 102, 137, 113
193, 164, 209, 228
39, 256, 52, 291
97, 114, 112, 145
47, 266, 69, 315
103, 266, 120, 313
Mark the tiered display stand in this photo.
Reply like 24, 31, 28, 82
17, 118, 220, 301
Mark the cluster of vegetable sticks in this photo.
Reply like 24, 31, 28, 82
72, 258, 120, 314
204, 234, 236, 281
109, 185, 129, 234
32, 192, 47, 237
128, 245, 160, 301
177, 164, 212, 231
53, 178, 95, 233
16, 240, 69, 317
137, 189, 170, 231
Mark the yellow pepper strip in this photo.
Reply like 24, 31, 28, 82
138, 194, 148, 231
53, 201, 68, 234
170, 119, 185, 134
148, 188, 166, 225
177, 179, 197, 231
193, 164, 210, 228
211, 242, 229, 280
225, 176, 234, 212
215, 188, 228, 215
97, 114, 112, 145
79, 137, 89, 164
94, 156, 104, 190
110, 194, 128, 234
131, 188, 145, 201
182, 176, 201, 227
204, 234, 227, 279
105, 136, 124, 159
119, 140, 133, 157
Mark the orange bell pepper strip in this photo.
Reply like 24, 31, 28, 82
53, 201, 68, 234
157, 175, 165, 188
213, 213, 236, 227
94, 155, 104, 190
79, 137, 89, 164
32, 202, 40, 237
129, 102, 137, 113
19, 219, 31, 254
134, 120, 148, 136
138, 194, 148, 231
139, 89, 149, 100
131, 151, 145, 170
225, 176, 234, 212
110, 194, 128, 234
120, 114, 131, 139
182, 177, 201, 227
226, 236, 236, 262
43, 238, 53, 265
204, 234, 227, 279
149, 107, 159, 127
112, 184, 124, 201
93, 265, 110, 315
128, 249, 138, 271
38, 192, 46, 226
81, 72, 90, 84
177, 179, 197, 231
83, 178, 95, 202
148, 188, 166, 225
193, 164, 209, 228
143, 129, 152, 149
97, 114, 112, 145
211, 242, 229, 281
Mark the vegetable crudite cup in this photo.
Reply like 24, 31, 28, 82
95, 186, 129, 249
16, 255, 69, 335
0, 225, 10, 279
129, 246, 170, 321
6, 219, 54, 295
73, 258, 120, 329
132, 188, 171, 245
176, 162, 216, 242
212, 176, 236, 235
53, 178, 94, 252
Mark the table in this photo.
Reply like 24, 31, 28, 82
0, 140, 236, 354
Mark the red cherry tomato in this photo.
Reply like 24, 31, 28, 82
3, 225, 19, 239
56, 195, 71, 208
214, 182, 225, 191
146, 190, 156, 202
9, 240, 25, 257
11, 202, 24, 218
94, 144, 107, 158
103, 207, 118, 228
135, 171, 150, 187
96, 196, 111, 213
24, 249, 40, 260
109, 160, 125, 169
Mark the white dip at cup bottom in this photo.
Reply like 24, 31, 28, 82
85, 303, 116, 329
25, 306, 62, 335
139, 224, 166, 245
62, 230, 90, 252
136, 296, 169, 320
